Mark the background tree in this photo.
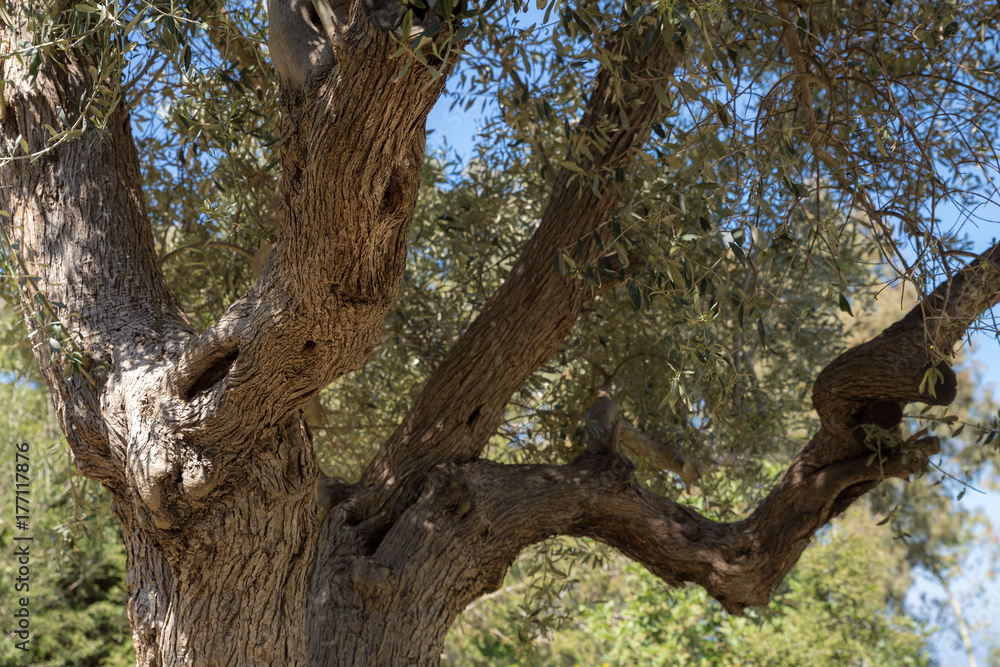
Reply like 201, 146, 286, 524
2, 0, 1000, 665
0, 375, 133, 667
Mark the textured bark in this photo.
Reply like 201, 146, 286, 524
0, 13, 318, 666
4, 0, 1000, 665
2, 0, 444, 663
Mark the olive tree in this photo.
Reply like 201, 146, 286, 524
2, 0, 999, 664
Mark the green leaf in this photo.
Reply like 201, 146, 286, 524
28, 50, 41, 78
838, 293, 854, 317
653, 82, 671, 107
625, 3, 657, 25
553, 251, 567, 275
614, 242, 629, 268
641, 18, 661, 57
729, 242, 746, 265
451, 24, 475, 43
124, 9, 145, 35
658, 375, 681, 411
393, 57, 411, 82
875, 134, 888, 157
401, 9, 413, 40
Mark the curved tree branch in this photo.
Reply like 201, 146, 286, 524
355, 244, 1000, 631
382, 429, 936, 620
808, 243, 1000, 467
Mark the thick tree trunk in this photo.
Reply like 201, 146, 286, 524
4, 1, 1000, 666
0, 15, 320, 663
2, 0, 444, 663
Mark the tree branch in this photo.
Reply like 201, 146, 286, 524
807, 242, 1000, 467
355, 32, 679, 516
167, 0, 451, 445
1, 7, 191, 480
396, 428, 935, 619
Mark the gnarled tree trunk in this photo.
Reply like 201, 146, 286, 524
3, 0, 999, 665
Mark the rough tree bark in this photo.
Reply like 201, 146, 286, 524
2, 0, 999, 666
